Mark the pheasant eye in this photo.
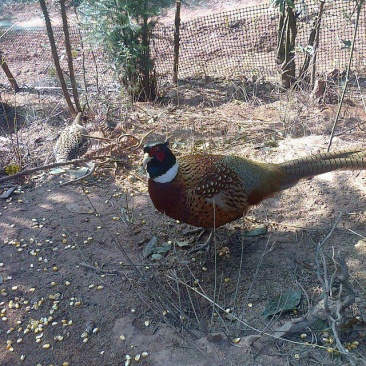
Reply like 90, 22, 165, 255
147, 146, 158, 156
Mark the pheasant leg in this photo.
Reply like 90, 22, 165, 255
183, 227, 205, 236
183, 228, 209, 241
188, 230, 214, 254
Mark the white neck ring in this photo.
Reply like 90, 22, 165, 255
150, 161, 179, 183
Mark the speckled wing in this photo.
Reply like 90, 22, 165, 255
177, 154, 249, 228
54, 124, 88, 163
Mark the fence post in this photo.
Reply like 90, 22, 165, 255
173, 0, 181, 84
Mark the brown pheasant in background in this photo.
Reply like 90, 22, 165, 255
143, 142, 366, 250
54, 112, 89, 163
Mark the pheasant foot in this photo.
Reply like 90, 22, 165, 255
188, 230, 214, 254
183, 228, 208, 241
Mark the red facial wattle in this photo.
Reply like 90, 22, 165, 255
155, 150, 165, 162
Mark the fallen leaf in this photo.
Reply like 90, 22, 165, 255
263, 290, 302, 317
154, 242, 172, 255
244, 225, 267, 237
65, 167, 90, 179
175, 240, 190, 248
143, 236, 158, 258
49, 168, 66, 175
0, 186, 16, 199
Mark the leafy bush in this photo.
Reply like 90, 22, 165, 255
79, 0, 174, 101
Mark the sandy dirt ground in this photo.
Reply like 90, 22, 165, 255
1, 1, 366, 366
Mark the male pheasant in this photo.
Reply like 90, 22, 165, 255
143, 142, 366, 249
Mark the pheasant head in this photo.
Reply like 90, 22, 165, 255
143, 142, 179, 183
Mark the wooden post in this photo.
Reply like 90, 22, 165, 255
173, 0, 181, 84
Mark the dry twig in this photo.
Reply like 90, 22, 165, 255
0, 130, 153, 183
314, 214, 358, 365
79, 261, 119, 275
0, 155, 110, 183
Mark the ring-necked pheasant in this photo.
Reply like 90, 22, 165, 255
143, 142, 366, 250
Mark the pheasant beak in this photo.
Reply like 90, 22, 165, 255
142, 152, 153, 171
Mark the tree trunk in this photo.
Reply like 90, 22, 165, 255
60, 0, 81, 112
281, 6, 297, 89
299, 0, 325, 84
276, 10, 286, 65
141, 13, 150, 100
173, 0, 181, 84
0, 52, 20, 92
139, 1, 156, 102
39, 0, 76, 116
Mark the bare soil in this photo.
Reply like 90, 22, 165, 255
1, 2, 366, 366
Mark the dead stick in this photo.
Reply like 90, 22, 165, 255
0, 131, 153, 183
129, 130, 154, 150
0, 155, 112, 183
79, 261, 119, 275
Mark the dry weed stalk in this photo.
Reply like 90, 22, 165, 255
315, 214, 359, 366
272, 214, 363, 364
